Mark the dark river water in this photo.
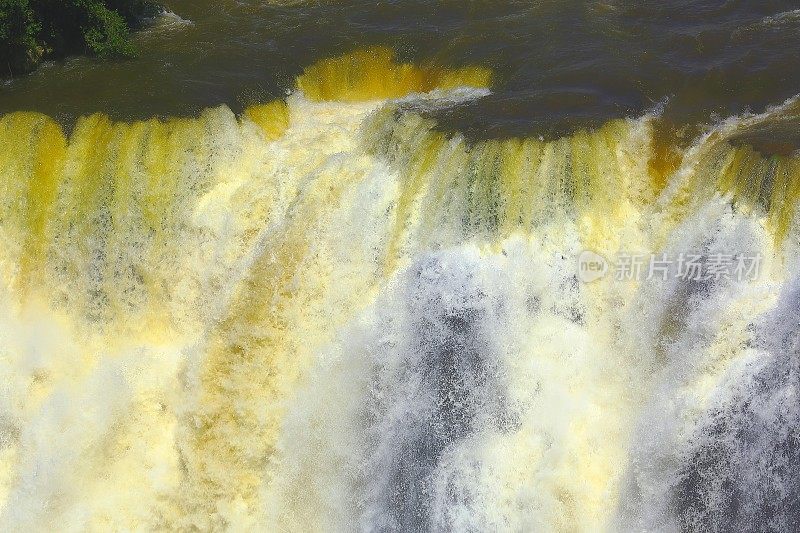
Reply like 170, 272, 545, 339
2, 0, 800, 142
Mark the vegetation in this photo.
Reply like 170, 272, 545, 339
0, 0, 159, 75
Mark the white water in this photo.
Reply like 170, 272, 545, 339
0, 70, 798, 530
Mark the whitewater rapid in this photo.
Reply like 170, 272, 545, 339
0, 49, 798, 531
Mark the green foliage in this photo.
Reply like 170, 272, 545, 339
0, 0, 157, 75
0, 0, 41, 73
79, 2, 136, 58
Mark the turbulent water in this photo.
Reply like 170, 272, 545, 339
2, 2, 800, 533
4, 0, 800, 142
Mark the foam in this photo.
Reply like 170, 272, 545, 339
0, 48, 798, 531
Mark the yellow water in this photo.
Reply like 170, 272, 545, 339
0, 48, 799, 531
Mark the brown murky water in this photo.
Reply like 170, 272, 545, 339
1, 0, 799, 143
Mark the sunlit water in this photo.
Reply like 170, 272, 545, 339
0, 1, 799, 531
2, 0, 800, 143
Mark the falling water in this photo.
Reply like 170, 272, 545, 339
0, 46, 799, 531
